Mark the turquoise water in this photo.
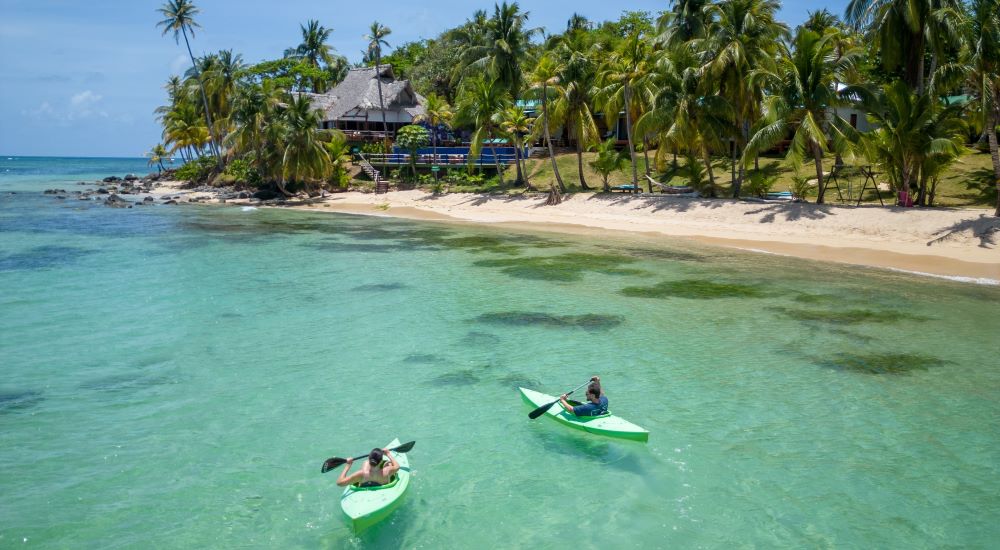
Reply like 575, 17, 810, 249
2, 158, 999, 548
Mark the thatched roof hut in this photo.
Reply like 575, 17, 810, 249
302, 65, 426, 140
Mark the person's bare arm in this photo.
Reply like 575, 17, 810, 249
382, 449, 400, 477
336, 458, 364, 487
559, 394, 576, 415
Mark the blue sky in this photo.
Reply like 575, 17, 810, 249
0, 0, 848, 157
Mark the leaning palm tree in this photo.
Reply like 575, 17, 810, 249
527, 55, 566, 192
366, 22, 392, 144
156, 0, 221, 166
743, 28, 862, 203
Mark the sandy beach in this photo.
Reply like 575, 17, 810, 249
153, 183, 1000, 282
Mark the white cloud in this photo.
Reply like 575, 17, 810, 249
70, 90, 102, 107
21, 90, 109, 124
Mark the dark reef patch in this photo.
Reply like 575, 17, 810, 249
620, 279, 764, 299
0, 390, 44, 413
815, 352, 948, 375
497, 373, 541, 389
0, 245, 92, 272
772, 307, 926, 325
621, 247, 704, 263
474, 311, 624, 331
353, 282, 408, 292
473, 253, 642, 282
428, 369, 482, 386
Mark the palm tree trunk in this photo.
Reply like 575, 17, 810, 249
182, 26, 221, 168
813, 141, 827, 204
642, 137, 652, 180
988, 105, 1000, 216
575, 129, 590, 190
542, 84, 565, 193
375, 58, 389, 176
513, 141, 525, 185
701, 144, 717, 198
519, 138, 531, 190
624, 84, 638, 188
489, 135, 504, 186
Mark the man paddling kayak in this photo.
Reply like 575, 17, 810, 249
336, 447, 400, 488
559, 376, 608, 417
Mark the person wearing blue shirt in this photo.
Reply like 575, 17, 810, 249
559, 376, 608, 417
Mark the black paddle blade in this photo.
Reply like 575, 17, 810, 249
528, 400, 557, 419
393, 440, 416, 454
321, 457, 346, 473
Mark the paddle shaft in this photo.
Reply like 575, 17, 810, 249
528, 381, 591, 419
321, 441, 415, 473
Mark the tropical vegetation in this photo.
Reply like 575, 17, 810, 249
153, 0, 1000, 215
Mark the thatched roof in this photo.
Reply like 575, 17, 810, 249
302, 65, 426, 121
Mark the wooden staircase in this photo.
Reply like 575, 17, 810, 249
359, 154, 388, 194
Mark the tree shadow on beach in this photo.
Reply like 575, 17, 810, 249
926, 214, 999, 249
742, 202, 837, 222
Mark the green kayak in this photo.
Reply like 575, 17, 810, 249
519, 387, 649, 442
340, 438, 411, 533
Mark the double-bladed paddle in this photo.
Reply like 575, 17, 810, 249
528, 381, 591, 419
320, 440, 416, 473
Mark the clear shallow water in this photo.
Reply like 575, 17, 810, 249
2, 158, 999, 548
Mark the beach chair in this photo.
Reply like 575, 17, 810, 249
644, 175, 697, 195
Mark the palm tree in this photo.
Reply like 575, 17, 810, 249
845, 0, 963, 96
637, 45, 732, 196
743, 28, 862, 203
162, 102, 209, 160
854, 81, 966, 203
458, 2, 537, 99
554, 29, 600, 190
494, 106, 535, 190
657, 0, 711, 47
147, 144, 170, 173
590, 138, 628, 193
365, 22, 392, 144
967, 0, 1000, 215
413, 94, 454, 170
528, 55, 566, 192
597, 33, 652, 188
455, 76, 511, 185
279, 95, 330, 196
156, 0, 221, 166
285, 20, 342, 92
703, 0, 788, 197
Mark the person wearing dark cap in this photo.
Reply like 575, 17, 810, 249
335, 446, 400, 488
559, 376, 608, 417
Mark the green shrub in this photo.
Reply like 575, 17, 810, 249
174, 156, 215, 183
223, 158, 262, 187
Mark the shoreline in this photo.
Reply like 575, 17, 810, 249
154, 183, 1000, 283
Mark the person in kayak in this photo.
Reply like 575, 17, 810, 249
336, 447, 400, 488
559, 376, 608, 416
